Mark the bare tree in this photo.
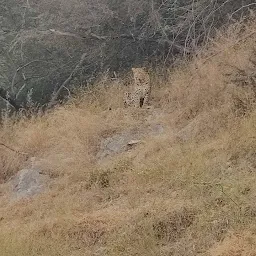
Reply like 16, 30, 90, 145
0, 0, 255, 111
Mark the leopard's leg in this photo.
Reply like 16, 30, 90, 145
123, 92, 128, 108
143, 92, 150, 106
139, 97, 144, 107
131, 92, 139, 108
134, 98, 140, 108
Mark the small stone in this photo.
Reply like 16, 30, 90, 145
127, 140, 141, 145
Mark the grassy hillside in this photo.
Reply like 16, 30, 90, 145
0, 17, 256, 255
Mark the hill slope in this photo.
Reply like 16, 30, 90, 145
0, 17, 256, 256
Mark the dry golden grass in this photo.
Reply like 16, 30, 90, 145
0, 17, 256, 255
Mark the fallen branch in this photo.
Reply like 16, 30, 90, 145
194, 182, 241, 209
0, 142, 28, 156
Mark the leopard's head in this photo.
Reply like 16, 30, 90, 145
132, 67, 147, 75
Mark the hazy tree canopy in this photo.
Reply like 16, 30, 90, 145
0, 0, 255, 109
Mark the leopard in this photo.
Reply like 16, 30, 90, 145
124, 67, 151, 108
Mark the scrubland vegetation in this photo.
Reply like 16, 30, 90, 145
0, 14, 256, 255
0, 0, 255, 108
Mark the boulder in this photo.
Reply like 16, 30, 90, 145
12, 168, 50, 200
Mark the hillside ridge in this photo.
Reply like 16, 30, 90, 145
0, 18, 256, 256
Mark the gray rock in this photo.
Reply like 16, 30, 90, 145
127, 139, 141, 146
97, 123, 164, 162
97, 131, 141, 160
12, 168, 50, 200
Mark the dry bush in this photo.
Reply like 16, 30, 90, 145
152, 207, 196, 242
155, 17, 256, 138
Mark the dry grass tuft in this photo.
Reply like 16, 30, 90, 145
209, 232, 256, 256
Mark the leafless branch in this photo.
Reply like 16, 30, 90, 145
15, 83, 27, 99
0, 87, 21, 110
230, 3, 256, 18
48, 53, 88, 108
202, 30, 256, 65
49, 28, 191, 53
11, 60, 47, 94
